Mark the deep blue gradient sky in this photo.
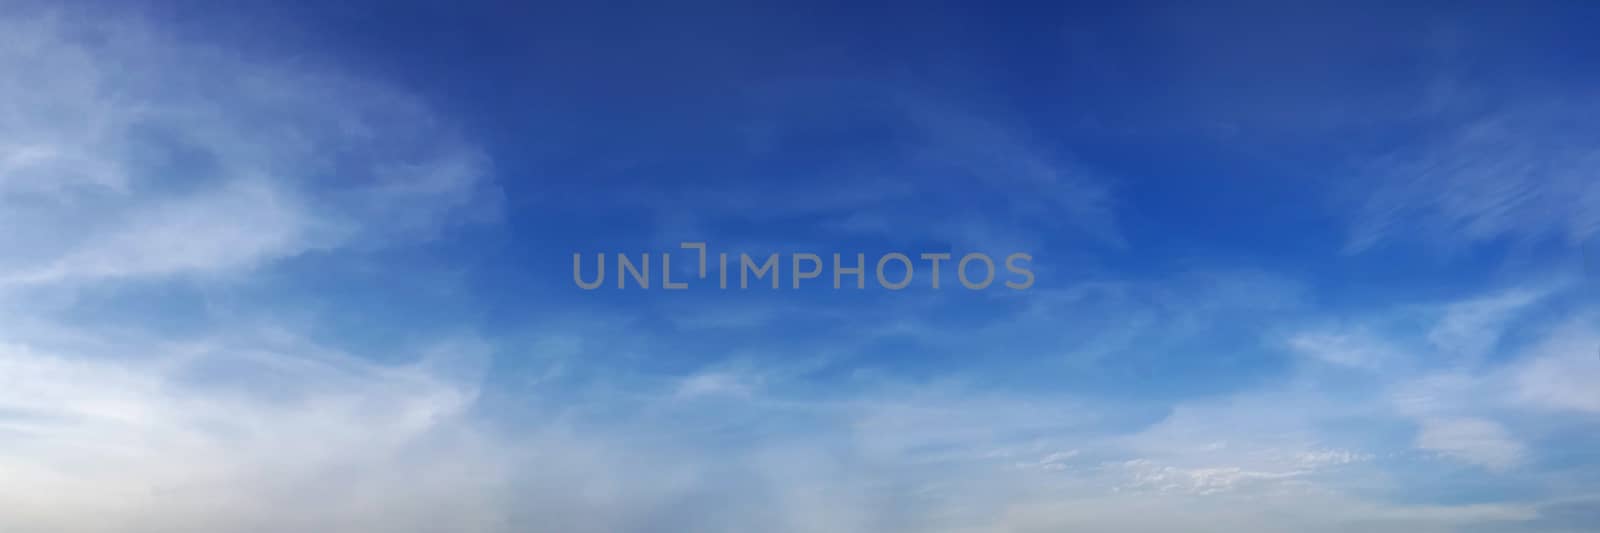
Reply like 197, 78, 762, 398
2, 2, 1599, 532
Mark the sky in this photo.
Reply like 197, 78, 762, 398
1, 1, 1598, 532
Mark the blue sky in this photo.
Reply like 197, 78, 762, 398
2, 1, 1598, 532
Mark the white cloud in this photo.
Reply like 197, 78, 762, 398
0, 10, 497, 287
988, 492, 1535, 533
1414, 417, 1524, 471
0, 315, 1571, 533
1346, 104, 1600, 253
675, 370, 760, 399
1293, 449, 1369, 468
5, 181, 307, 283
1015, 450, 1079, 471
0, 9, 511, 530
1282, 285, 1596, 471
1106, 384, 1374, 499
1512, 318, 1600, 414
1111, 459, 1313, 496
0, 332, 508, 533
1288, 328, 1401, 370
1426, 287, 1547, 360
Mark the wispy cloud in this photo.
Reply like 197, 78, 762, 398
1414, 416, 1525, 471
543, 82, 1123, 253
1511, 317, 1600, 414
0, 10, 497, 286
0, 329, 504, 532
1345, 102, 1600, 254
